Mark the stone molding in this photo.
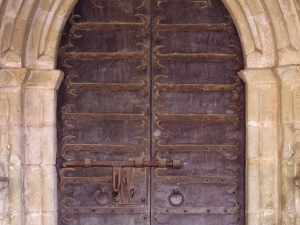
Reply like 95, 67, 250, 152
276, 66, 300, 224
239, 68, 281, 224
0, 69, 63, 225
0, 0, 299, 224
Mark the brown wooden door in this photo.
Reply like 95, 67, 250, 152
56, 0, 245, 224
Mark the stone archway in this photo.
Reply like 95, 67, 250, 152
0, 0, 299, 224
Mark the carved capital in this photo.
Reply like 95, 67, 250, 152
25, 70, 64, 90
0, 68, 28, 87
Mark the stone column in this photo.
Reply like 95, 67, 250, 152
23, 70, 63, 225
0, 68, 28, 225
238, 69, 281, 225
276, 65, 300, 225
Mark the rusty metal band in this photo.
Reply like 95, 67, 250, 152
91, 0, 148, 10
69, 14, 149, 39
154, 167, 238, 183
62, 159, 180, 169
155, 206, 238, 214
61, 198, 147, 223
154, 140, 239, 153
59, 168, 112, 193
154, 105, 240, 130
153, 45, 241, 70
154, 137, 240, 160
62, 104, 148, 129
153, 15, 233, 38
64, 206, 146, 214
155, 199, 240, 223
155, 0, 211, 11
63, 51, 146, 61
154, 175, 237, 184
61, 136, 147, 161
66, 75, 148, 98
153, 75, 240, 100
61, 43, 147, 70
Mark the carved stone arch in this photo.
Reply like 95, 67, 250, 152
0, 0, 299, 224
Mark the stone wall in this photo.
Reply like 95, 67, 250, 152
0, 0, 299, 224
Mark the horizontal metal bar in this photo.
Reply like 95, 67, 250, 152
65, 206, 145, 214
155, 206, 238, 214
63, 160, 176, 168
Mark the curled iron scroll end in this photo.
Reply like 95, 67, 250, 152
61, 198, 75, 223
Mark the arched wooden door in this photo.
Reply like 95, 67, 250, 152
56, 0, 245, 224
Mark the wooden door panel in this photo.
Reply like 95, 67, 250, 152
151, 0, 244, 224
57, 0, 151, 224
57, 0, 245, 224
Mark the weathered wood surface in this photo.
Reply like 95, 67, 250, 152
57, 0, 245, 224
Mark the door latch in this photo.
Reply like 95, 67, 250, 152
63, 158, 181, 203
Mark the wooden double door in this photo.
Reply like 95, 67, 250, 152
56, 0, 245, 224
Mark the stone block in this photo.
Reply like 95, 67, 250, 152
41, 126, 57, 165
43, 211, 57, 225
8, 126, 22, 165
0, 182, 8, 216
24, 89, 43, 126
24, 88, 58, 126
0, 89, 22, 126
246, 212, 259, 225
0, 126, 9, 165
8, 165, 22, 213
25, 212, 43, 225
281, 135, 294, 159
42, 165, 57, 212
278, 0, 297, 17
259, 89, 277, 123
260, 125, 278, 160
282, 212, 296, 225
246, 159, 260, 212
260, 212, 278, 225
24, 165, 42, 213
245, 0, 264, 15
39, 0, 57, 12
0, 96, 9, 125
0, 213, 9, 225
24, 124, 56, 165
9, 212, 23, 225
246, 125, 260, 159
24, 126, 42, 165
259, 161, 278, 211
281, 159, 295, 212
245, 86, 260, 122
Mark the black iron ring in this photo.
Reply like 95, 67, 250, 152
95, 189, 111, 206
168, 188, 184, 207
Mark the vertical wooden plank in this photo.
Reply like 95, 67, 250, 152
151, 0, 245, 224
57, 0, 151, 224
